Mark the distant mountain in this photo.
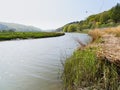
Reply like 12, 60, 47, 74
0, 24, 9, 30
0, 22, 42, 32
56, 27, 63, 32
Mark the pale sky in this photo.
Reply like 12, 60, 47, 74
0, 0, 120, 30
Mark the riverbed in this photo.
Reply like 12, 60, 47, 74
0, 33, 90, 90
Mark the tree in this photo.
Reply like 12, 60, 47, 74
94, 14, 101, 22
87, 15, 96, 22
63, 25, 69, 32
67, 24, 77, 32
110, 3, 120, 23
100, 11, 110, 24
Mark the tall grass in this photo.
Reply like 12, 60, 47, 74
88, 29, 105, 42
62, 46, 120, 90
62, 47, 97, 90
104, 26, 120, 37
88, 26, 120, 41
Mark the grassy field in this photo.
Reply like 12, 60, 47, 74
0, 32, 65, 41
62, 26, 120, 90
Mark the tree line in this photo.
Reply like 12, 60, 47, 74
63, 3, 120, 32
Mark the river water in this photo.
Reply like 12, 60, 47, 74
0, 33, 90, 90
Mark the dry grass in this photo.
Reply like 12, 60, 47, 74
88, 26, 120, 67
88, 29, 105, 42
88, 26, 120, 42
104, 26, 120, 37
97, 34, 120, 67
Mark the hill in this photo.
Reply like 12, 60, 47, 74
0, 22, 42, 32
58, 3, 120, 32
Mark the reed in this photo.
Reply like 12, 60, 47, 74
88, 26, 120, 40
88, 29, 105, 42
62, 26, 120, 90
62, 46, 120, 90
104, 26, 120, 37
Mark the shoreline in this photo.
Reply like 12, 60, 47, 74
62, 26, 120, 90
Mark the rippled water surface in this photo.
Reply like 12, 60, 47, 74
0, 33, 90, 90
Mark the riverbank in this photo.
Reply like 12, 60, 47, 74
0, 32, 65, 41
62, 26, 120, 90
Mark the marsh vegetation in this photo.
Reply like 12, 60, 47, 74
0, 32, 65, 41
62, 26, 120, 90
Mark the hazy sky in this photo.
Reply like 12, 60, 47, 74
0, 0, 120, 30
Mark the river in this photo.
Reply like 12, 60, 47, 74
0, 33, 90, 90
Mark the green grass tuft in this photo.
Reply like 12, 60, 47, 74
62, 47, 120, 90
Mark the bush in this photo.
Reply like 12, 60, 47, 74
67, 24, 77, 32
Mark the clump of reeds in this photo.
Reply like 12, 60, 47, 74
88, 29, 105, 42
62, 46, 120, 90
88, 26, 120, 40
62, 47, 97, 90
104, 26, 120, 37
